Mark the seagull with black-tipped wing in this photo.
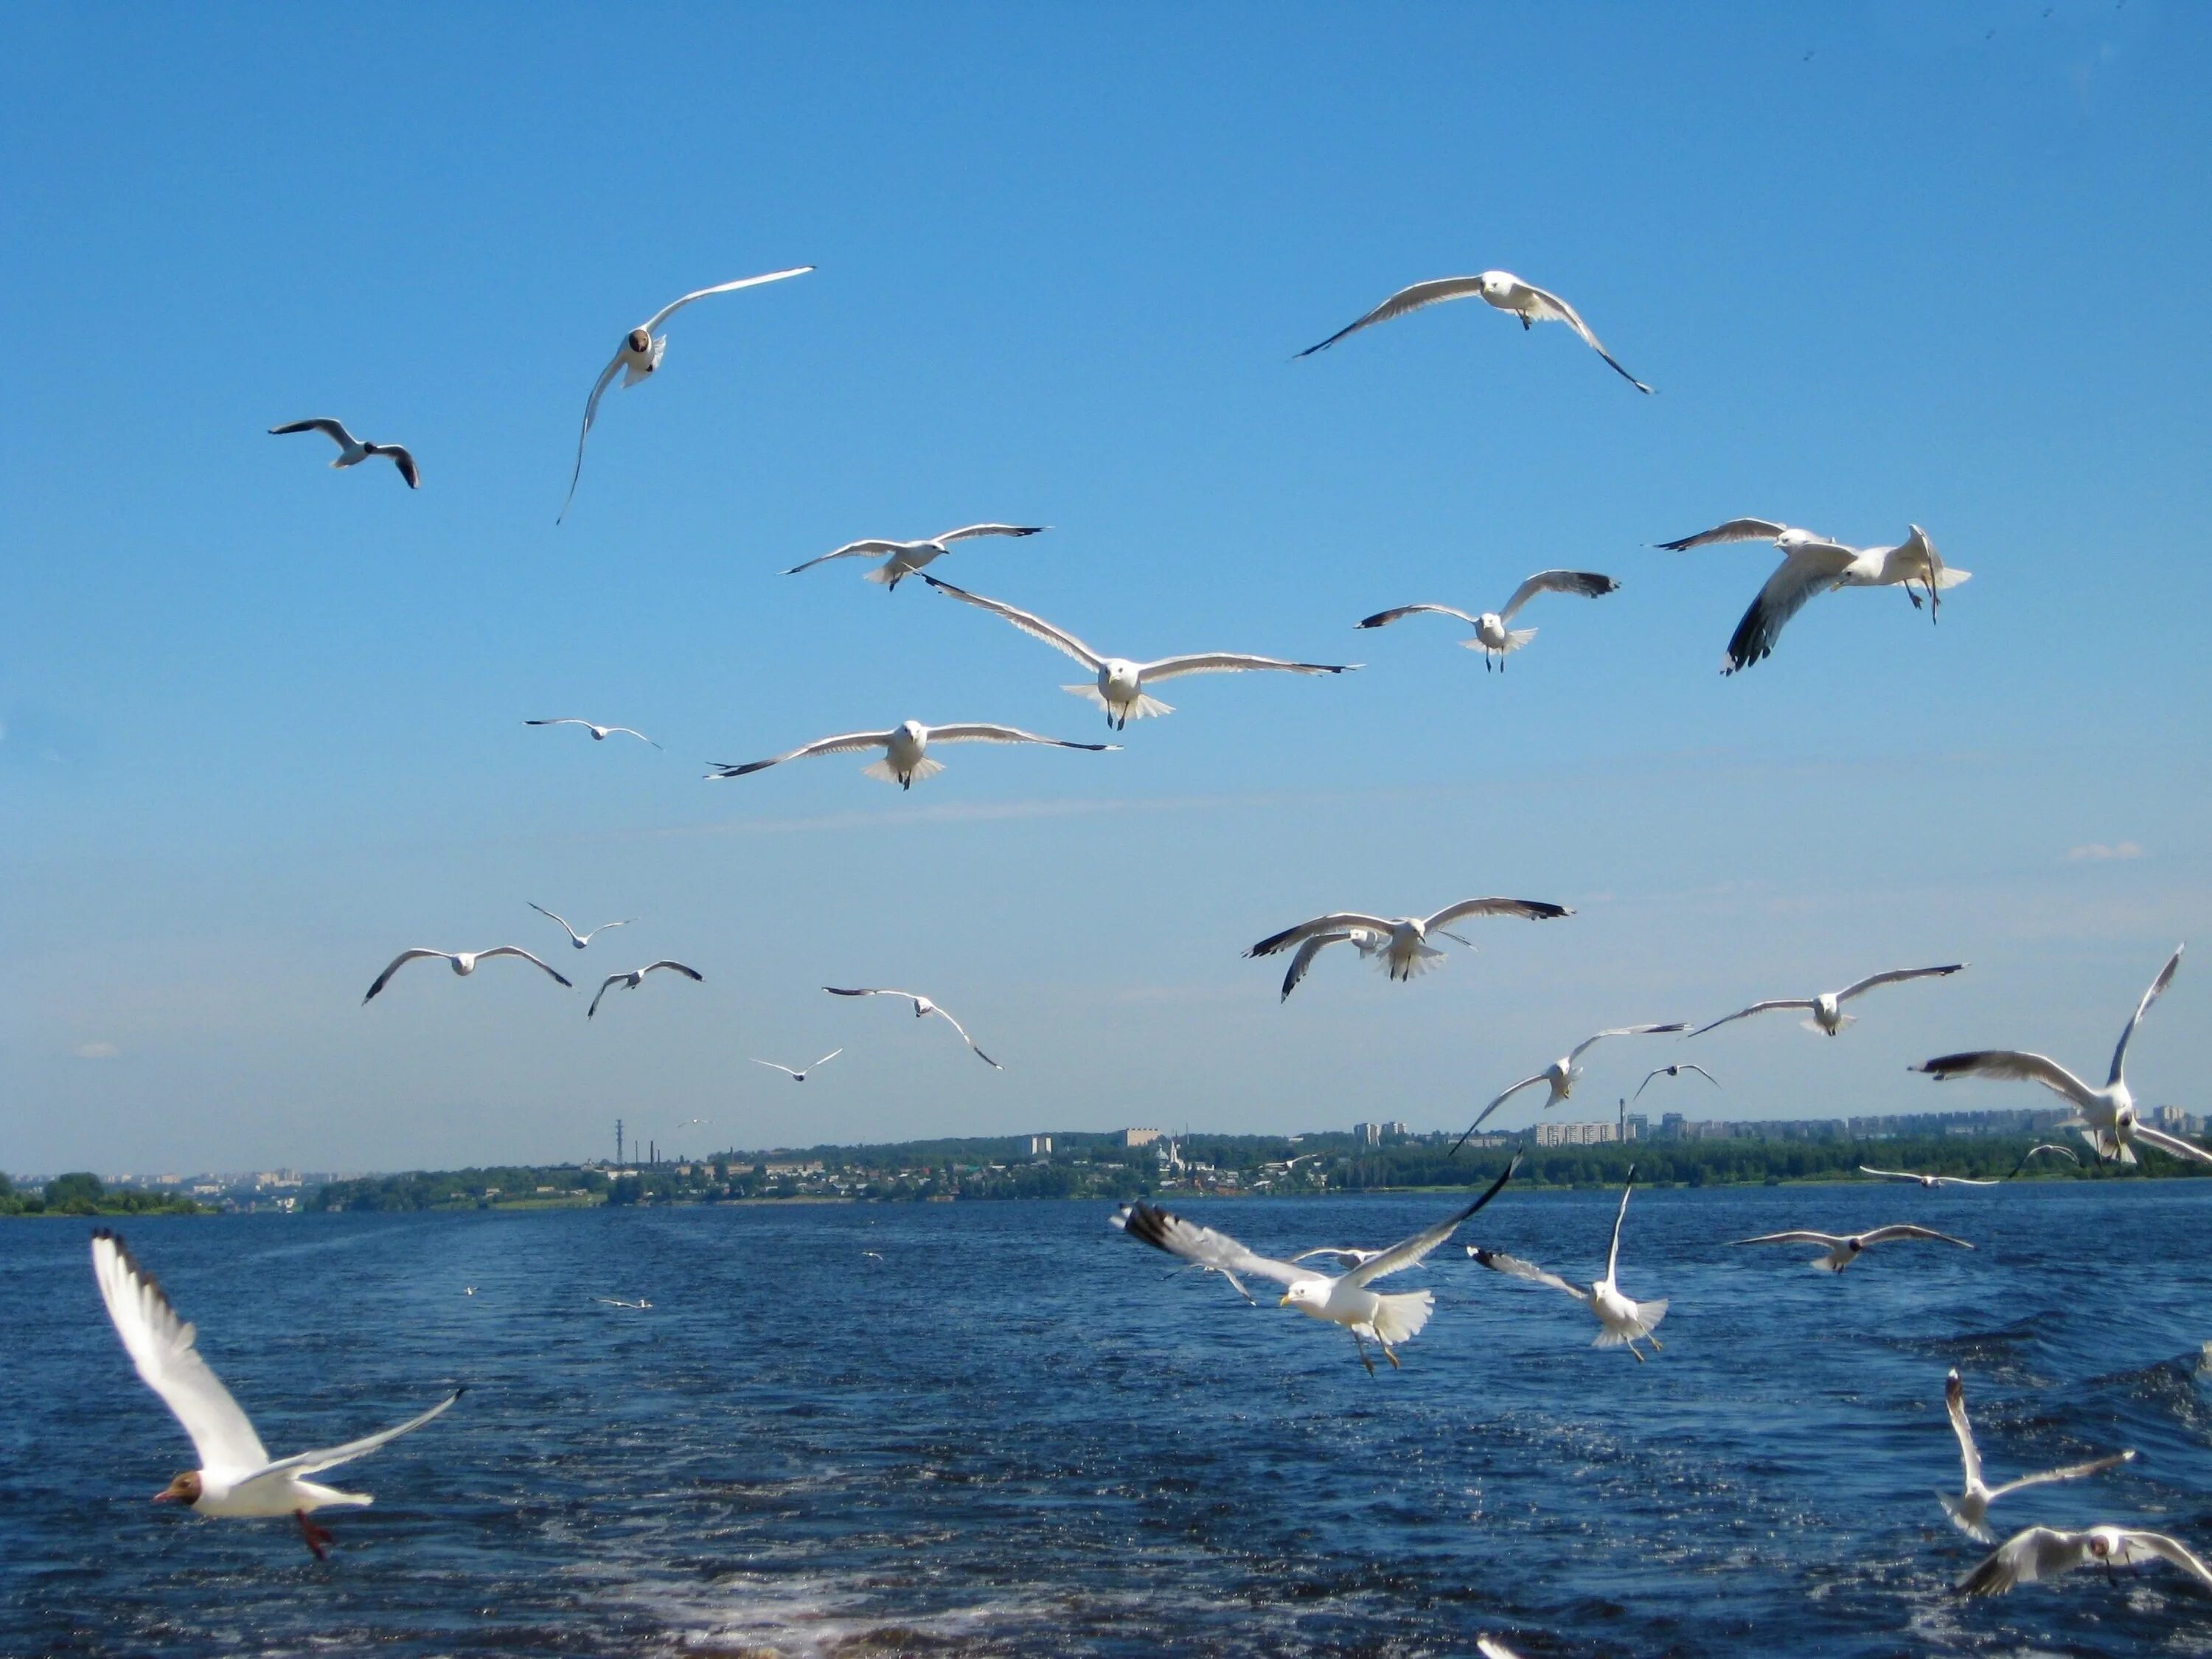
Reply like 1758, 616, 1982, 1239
1691, 962, 1965, 1038
784, 524, 1046, 591
1298, 270, 1652, 392
1248, 896, 1572, 995
1355, 570, 1619, 672
1458, 1023, 1687, 1147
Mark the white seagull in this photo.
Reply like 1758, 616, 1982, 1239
784, 524, 1047, 591
707, 719, 1116, 790
1957, 1526, 2212, 1598
1859, 1166, 1998, 1189
751, 1048, 844, 1082
1655, 518, 1968, 674
1467, 1166, 1669, 1361
559, 265, 814, 521
527, 903, 635, 950
1111, 1155, 1520, 1373
2008, 1142, 2081, 1178
91, 1228, 461, 1559
1690, 963, 1966, 1038
1247, 897, 1573, 996
1634, 1061, 1720, 1102
1915, 946, 2207, 1165
268, 418, 419, 489
1354, 571, 1621, 672
1458, 1023, 1688, 1146
1732, 1224, 1973, 1273
524, 717, 660, 748
824, 986, 1000, 1068
364, 947, 572, 1004
594, 1297, 653, 1310
587, 961, 703, 1018
1298, 270, 1652, 392
923, 576, 1359, 728
1941, 1368, 2135, 1543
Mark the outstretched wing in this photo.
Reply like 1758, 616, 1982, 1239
1355, 603, 1481, 631
1568, 1023, 1686, 1064
933, 524, 1047, 544
1423, 897, 1573, 931
2112, 1530, 2212, 1590
1634, 1062, 1718, 1100
1723, 544, 1859, 674
1858, 1224, 1974, 1250
1944, 1369, 1984, 1490
1731, 1230, 1847, 1248
640, 265, 815, 333
379, 445, 420, 489
1458, 1075, 1549, 1147
706, 729, 895, 778
268, 417, 355, 448
256, 1389, 464, 1481
783, 539, 908, 575
1835, 964, 1966, 1004
90, 1230, 270, 1474
920, 577, 1105, 668
1986, 1450, 2136, 1501
1655, 518, 1790, 552
1604, 1167, 1638, 1284
1295, 275, 1490, 356
824, 986, 921, 1006
1913, 1051, 2101, 1113
2131, 1124, 2212, 1165
751, 1059, 801, 1078
925, 1004, 1001, 1069
1957, 1527, 2089, 1596
925, 723, 1118, 752
1512, 279, 1652, 392
364, 948, 450, 1003
529, 902, 581, 944
641, 960, 704, 982
1499, 570, 1620, 624
1246, 913, 1398, 958
1467, 1247, 1587, 1303
1688, 1000, 1815, 1037
587, 974, 624, 1018
2110, 945, 2183, 1085
1138, 653, 1356, 684
1279, 930, 1368, 1001
557, 352, 625, 523
476, 946, 573, 987
1343, 1152, 1522, 1287
1112, 1202, 1308, 1290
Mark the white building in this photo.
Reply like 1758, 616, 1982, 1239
1534, 1121, 1619, 1147
1029, 1134, 1052, 1155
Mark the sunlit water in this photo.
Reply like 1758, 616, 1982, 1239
1, 1182, 2207, 1657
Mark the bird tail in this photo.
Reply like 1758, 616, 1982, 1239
863, 756, 945, 785
1382, 941, 1447, 981
1501, 627, 1537, 653
862, 561, 902, 585
1801, 1012, 1857, 1034
1933, 567, 1972, 589
1368, 1289, 1434, 1346
1593, 1300, 1666, 1345
1937, 1492, 1997, 1544
293, 1481, 373, 1509
1062, 684, 1174, 721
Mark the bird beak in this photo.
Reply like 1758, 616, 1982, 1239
1278, 1294, 1293, 1307
151, 1489, 176, 1503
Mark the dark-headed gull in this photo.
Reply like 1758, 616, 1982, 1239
1458, 1023, 1687, 1147
559, 265, 813, 521
1112, 1155, 1520, 1373
527, 904, 635, 949
364, 947, 571, 1004
1248, 897, 1572, 995
1731, 1224, 1973, 1273
1356, 571, 1619, 672
91, 1229, 461, 1559
707, 719, 1117, 790
1956, 1525, 2211, 1597
268, 418, 419, 488
823, 987, 999, 1068
1690, 963, 1965, 1038
587, 960, 703, 1018
1634, 1061, 1720, 1101
751, 1048, 843, 1082
524, 717, 660, 748
1298, 271, 1652, 392
1915, 946, 2206, 1165
1941, 1368, 2135, 1543
1467, 1167, 1669, 1361
924, 576, 1359, 728
783, 524, 1047, 591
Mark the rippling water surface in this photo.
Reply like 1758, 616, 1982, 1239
2, 1182, 2208, 1657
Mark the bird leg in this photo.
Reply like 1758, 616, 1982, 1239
1647, 1334, 1663, 1352
1352, 1330, 1376, 1376
1380, 1340, 1401, 1371
295, 1511, 335, 1561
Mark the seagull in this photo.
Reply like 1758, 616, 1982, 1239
1354, 571, 1620, 672
524, 717, 660, 748
364, 947, 572, 1004
706, 719, 1117, 789
1634, 1061, 1721, 1101
559, 265, 814, 521
527, 904, 634, 950
1859, 1166, 2000, 1189
783, 525, 1047, 591
1298, 270, 1652, 392
1111, 1155, 1521, 1373
1247, 897, 1573, 995
751, 1048, 843, 1082
1475, 1643, 1526, 1659
1914, 946, 2208, 1165
1458, 1023, 1688, 1147
1957, 1526, 2212, 1598
90, 1228, 461, 1559
268, 419, 419, 489
594, 1298, 652, 1310
1655, 519, 1968, 674
1690, 963, 1966, 1038
824, 987, 1000, 1068
923, 576, 1359, 728
2007, 1142, 2081, 1178
1286, 1245, 1388, 1270
587, 961, 703, 1018
1467, 1166, 1669, 1361
1941, 1368, 2135, 1543
1732, 1224, 1974, 1273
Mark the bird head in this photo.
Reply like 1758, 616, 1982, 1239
627, 327, 652, 354
1279, 1281, 1323, 1310
2087, 1528, 2121, 1562
2114, 1103, 2138, 1138
153, 1470, 201, 1506
897, 720, 927, 744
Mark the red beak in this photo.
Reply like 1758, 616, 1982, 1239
151, 1490, 176, 1503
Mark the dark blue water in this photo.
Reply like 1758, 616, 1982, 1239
2, 1183, 2207, 1657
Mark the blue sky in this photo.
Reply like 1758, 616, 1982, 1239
4, 3, 2207, 1174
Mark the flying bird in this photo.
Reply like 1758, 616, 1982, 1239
707, 719, 1116, 789
527, 904, 634, 949
1655, 519, 1968, 673
268, 418, 419, 488
1458, 1023, 1687, 1147
1732, 1224, 1973, 1273
1634, 1061, 1720, 1102
925, 576, 1358, 728
1690, 963, 1965, 1038
1111, 1155, 1521, 1373
364, 947, 571, 1004
559, 265, 814, 521
751, 1048, 844, 1082
1298, 270, 1652, 392
1466, 1166, 1669, 1361
783, 524, 1046, 591
1915, 946, 2206, 1165
1354, 571, 1620, 672
594, 1298, 653, 1310
587, 961, 703, 1018
524, 718, 660, 748
824, 987, 999, 1068
90, 1229, 461, 1559
1956, 1526, 2212, 1598
1941, 1368, 2135, 1543
1858, 1166, 1998, 1189
1248, 897, 1572, 995
2007, 1142, 2081, 1178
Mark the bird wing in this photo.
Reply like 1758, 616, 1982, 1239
1914, 1051, 2101, 1112
2113, 1530, 2212, 1590
924, 1004, 1001, 1069
90, 1230, 270, 1474
1722, 543, 1860, 672
1688, 1000, 1815, 1037
1423, 897, 1574, 931
1568, 1023, 1686, 1064
1604, 1169, 1637, 1284
1295, 275, 1490, 356
924, 723, 1117, 751
1498, 569, 1621, 624
380, 445, 420, 489
1511, 279, 1652, 392
475, 946, 573, 987
525, 717, 594, 729
586, 974, 624, 1018
580, 919, 634, 943
641, 960, 704, 981
1343, 1152, 1522, 1287
1731, 1230, 1847, 1248
751, 1060, 801, 1078
1858, 1166, 1918, 1183
1836, 964, 1967, 1003
1986, 1451, 2136, 1500
2110, 945, 2183, 1085
919, 577, 1105, 668
599, 727, 659, 748
364, 949, 450, 1003
1354, 603, 1481, 631
1137, 653, 1355, 683
1246, 914, 1398, 958
558, 353, 625, 523
707, 729, 896, 777
2131, 1124, 2212, 1165
254, 1389, 463, 1481
1859, 1224, 1974, 1250
268, 417, 354, 447
809, 1048, 844, 1071
1463, 1075, 1550, 1142
1287, 1246, 1380, 1269
639, 265, 815, 333
1112, 1202, 1308, 1290
933, 524, 1047, 543
1958, 1527, 2088, 1595
1944, 1369, 1984, 1490
1279, 931, 1368, 1001
527, 902, 581, 945
1467, 1247, 1587, 1303
782, 539, 909, 574
824, 986, 920, 1006
1655, 518, 1790, 552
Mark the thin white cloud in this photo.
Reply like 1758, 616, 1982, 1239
73, 1040, 121, 1060
2067, 841, 2145, 863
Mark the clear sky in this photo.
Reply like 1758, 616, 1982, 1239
4, 3, 2207, 1175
